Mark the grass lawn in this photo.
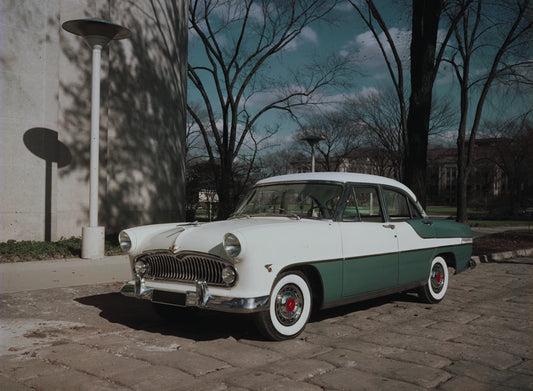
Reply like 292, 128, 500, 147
426, 206, 529, 227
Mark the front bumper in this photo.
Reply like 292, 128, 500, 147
120, 278, 269, 313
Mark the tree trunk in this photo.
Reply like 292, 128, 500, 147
456, 141, 469, 223
404, 0, 442, 207
216, 155, 235, 220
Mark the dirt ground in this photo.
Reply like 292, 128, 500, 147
472, 230, 533, 255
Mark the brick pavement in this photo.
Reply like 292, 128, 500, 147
1, 257, 532, 390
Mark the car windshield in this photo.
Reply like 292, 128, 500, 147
233, 182, 343, 220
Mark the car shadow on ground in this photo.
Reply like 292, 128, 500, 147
75, 290, 423, 341
75, 292, 263, 341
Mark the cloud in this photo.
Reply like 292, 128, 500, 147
342, 28, 411, 73
282, 26, 320, 52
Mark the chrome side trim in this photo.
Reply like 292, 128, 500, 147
120, 281, 269, 314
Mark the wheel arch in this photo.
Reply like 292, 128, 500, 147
279, 264, 324, 312
435, 252, 456, 273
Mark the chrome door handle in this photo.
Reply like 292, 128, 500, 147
382, 224, 395, 229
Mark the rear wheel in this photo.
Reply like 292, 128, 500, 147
418, 256, 449, 304
255, 271, 312, 340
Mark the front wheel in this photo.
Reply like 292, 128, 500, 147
418, 256, 449, 304
255, 271, 312, 341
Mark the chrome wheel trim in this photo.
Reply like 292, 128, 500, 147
274, 283, 303, 326
430, 263, 445, 293
427, 257, 449, 301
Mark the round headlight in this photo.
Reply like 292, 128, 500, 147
221, 266, 236, 285
134, 260, 147, 277
119, 231, 132, 252
223, 233, 241, 259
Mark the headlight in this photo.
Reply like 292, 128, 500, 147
223, 233, 241, 259
134, 259, 147, 277
119, 231, 132, 252
221, 266, 236, 285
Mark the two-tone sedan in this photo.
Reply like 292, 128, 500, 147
119, 172, 474, 340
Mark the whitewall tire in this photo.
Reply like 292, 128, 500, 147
255, 271, 312, 340
418, 256, 449, 304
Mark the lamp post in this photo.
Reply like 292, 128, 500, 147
62, 18, 131, 259
301, 135, 324, 172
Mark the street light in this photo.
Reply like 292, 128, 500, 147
301, 134, 324, 173
62, 18, 131, 259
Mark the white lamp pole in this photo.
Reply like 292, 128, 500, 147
62, 18, 130, 259
301, 135, 324, 173
89, 43, 102, 229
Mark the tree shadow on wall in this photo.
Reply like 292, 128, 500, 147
59, 1, 187, 233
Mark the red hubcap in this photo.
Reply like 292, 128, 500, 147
286, 298, 296, 312
436, 273, 442, 283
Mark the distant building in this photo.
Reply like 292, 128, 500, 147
283, 137, 532, 208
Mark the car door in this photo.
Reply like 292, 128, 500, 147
381, 187, 435, 285
340, 185, 399, 297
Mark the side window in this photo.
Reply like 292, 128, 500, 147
342, 186, 383, 222
408, 199, 422, 219
383, 188, 416, 221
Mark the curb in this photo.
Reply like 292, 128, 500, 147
471, 247, 533, 265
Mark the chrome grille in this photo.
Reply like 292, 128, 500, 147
135, 251, 234, 287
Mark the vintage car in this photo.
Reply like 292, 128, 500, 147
119, 172, 473, 340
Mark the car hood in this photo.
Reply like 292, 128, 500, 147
173, 217, 322, 259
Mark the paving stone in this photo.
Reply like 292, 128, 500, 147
304, 321, 360, 337
317, 348, 451, 388
445, 360, 533, 389
392, 322, 463, 341
109, 364, 195, 391
259, 358, 335, 381
240, 337, 332, 358
451, 331, 531, 358
509, 359, 533, 376
38, 343, 151, 378
422, 308, 481, 324
0, 375, 35, 391
360, 330, 523, 370
228, 370, 323, 391
430, 319, 530, 345
24, 369, 129, 391
382, 349, 453, 369
438, 375, 521, 391
468, 314, 532, 331
329, 339, 405, 357
1, 260, 532, 390
0, 356, 68, 382
184, 338, 283, 368
310, 367, 425, 391
143, 350, 232, 376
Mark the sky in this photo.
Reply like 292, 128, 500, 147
187, 0, 533, 151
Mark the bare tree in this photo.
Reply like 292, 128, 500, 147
187, 0, 347, 218
444, 0, 532, 223
343, 86, 457, 179
344, 88, 404, 177
296, 111, 367, 172
348, 0, 468, 205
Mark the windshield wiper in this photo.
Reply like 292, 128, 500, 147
229, 214, 251, 219
278, 209, 301, 220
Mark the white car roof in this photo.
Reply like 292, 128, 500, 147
256, 172, 418, 201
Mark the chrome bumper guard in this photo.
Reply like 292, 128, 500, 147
120, 278, 269, 313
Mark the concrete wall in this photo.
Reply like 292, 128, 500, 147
0, 0, 187, 241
